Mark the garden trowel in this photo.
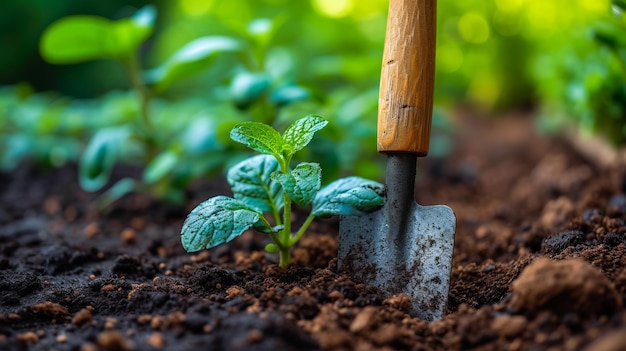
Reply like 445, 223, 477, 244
339, 0, 456, 321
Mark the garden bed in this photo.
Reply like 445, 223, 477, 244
1, 112, 626, 350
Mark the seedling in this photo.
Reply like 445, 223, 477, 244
37, 7, 329, 204
181, 115, 385, 267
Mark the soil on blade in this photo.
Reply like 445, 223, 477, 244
1, 112, 626, 350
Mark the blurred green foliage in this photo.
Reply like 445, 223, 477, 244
533, 0, 626, 145
3, 4, 405, 205
1, 0, 625, 205
0, 0, 162, 96
3, 0, 623, 110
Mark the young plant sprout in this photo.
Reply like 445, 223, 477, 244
181, 115, 385, 267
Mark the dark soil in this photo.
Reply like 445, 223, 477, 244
2, 112, 626, 351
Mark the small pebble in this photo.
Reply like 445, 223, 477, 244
83, 223, 99, 238
147, 332, 165, 348
56, 334, 68, 343
247, 329, 264, 343
226, 286, 245, 298
101, 284, 115, 292
72, 308, 93, 326
81, 342, 98, 351
383, 294, 412, 313
121, 228, 136, 244
349, 307, 379, 333
104, 317, 117, 330
328, 290, 344, 300
16, 331, 38, 344
151, 315, 165, 330
136, 315, 152, 324
97, 330, 134, 351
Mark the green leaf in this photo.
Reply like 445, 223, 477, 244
130, 4, 157, 28
143, 150, 179, 184
40, 5, 155, 64
230, 71, 271, 108
254, 223, 284, 234
79, 127, 131, 192
96, 178, 137, 210
246, 16, 286, 46
111, 5, 156, 55
272, 162, 321, 206
181, 196, 262, 252
40, 16, 115, 64
227, 155, 284, 212
144, 36, 241, 91
270, 86, 311, 106
230, 122, 284, 157
264, 243, 280, 253
282, 115, 327, 156
312, 177, 385, 217
614, 0, 626, 12
181, 117, 220, 155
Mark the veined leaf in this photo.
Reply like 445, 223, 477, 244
255, 224, 284, 234
40, 5, 155, 64
312, 177, 385, 217
227, 155, 283, 212
230, 121, 284, 157
181, 196, 262, 252
282, 115, 327, 156
144, 36, 241, 91
272, 162, 321, 206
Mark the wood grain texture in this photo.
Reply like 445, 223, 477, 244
378, 0, 436, 155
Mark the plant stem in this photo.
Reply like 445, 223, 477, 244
266, 184, 282, 225
277, 157, 293, 268
290, 215, 315, 246
279, 247, 290, 268
125, 54, 153, 131
279, 192, 292, 268
268, 231, 285, 250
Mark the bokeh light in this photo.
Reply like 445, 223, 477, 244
458, 13, 490, 44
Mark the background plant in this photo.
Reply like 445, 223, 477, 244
6, 2, 411, 205
2, 0, 625, 207
36, 5, 289, 204
532, 0, 626, 145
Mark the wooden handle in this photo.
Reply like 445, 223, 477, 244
378, 0, 436, 155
